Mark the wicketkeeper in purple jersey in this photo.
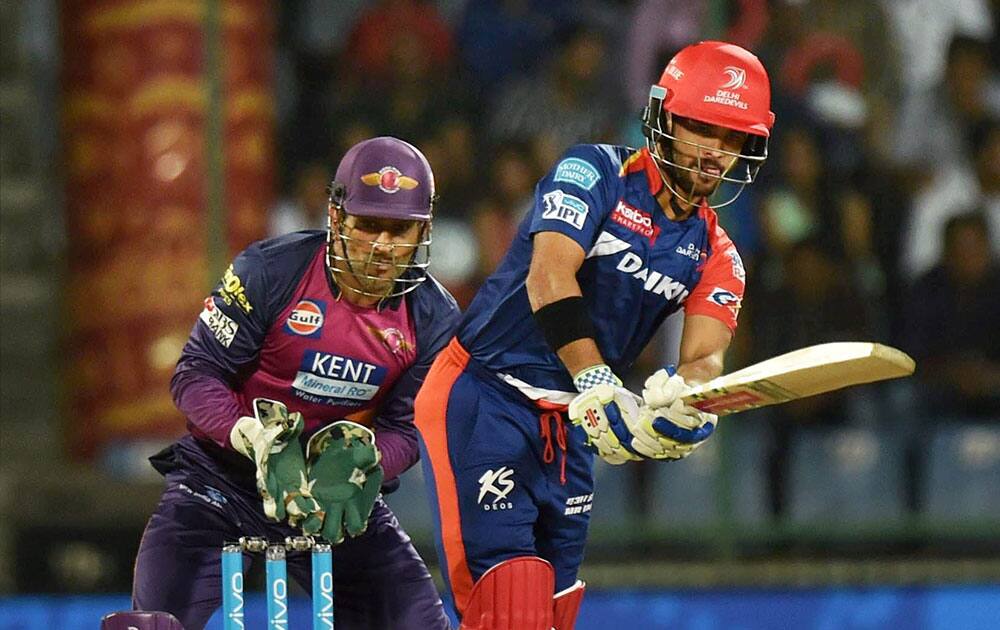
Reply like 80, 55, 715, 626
131, 137, 460, 630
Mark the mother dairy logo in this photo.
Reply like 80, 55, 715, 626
553, 158, 601, 190
285, 299, 325, 337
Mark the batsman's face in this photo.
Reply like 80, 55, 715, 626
667, 117, 748, 197
333, 211, 425, 295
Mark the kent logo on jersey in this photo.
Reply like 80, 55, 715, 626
284, 299, 326, 338
292, 350, 387, 406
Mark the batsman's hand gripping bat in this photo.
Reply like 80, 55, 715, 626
680, 342, 915, 416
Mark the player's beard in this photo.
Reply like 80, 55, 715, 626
332, 241, 404, 298
671, 161, 726, 199
655, 139, 727, 204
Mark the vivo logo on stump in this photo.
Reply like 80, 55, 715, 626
285, 299, 325, 338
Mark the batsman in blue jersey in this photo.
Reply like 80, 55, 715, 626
414, 41, 776, 629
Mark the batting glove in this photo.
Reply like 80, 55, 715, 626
633, 366, 718, 459
568, 365, 645, 465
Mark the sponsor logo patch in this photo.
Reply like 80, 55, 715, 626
178, 482, 228, 509
541, 189, 589, 229
586, 230, 692, 305
675, 242, 705, 262
285, 299, 325, 338
199, 297, 238, 347
728, 250, 746, 283
219, 265, 253, 314
477, 467, 515, 511
611, 200, 661, 244
564, 493, 593, 516
292, 351, 387, 407
616, 251, 691, 303
553, 157, 601, 190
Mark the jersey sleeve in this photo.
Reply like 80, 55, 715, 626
528, 144, 617, 253
684, 218, 746, 332
373, 276, 461, 481
170, 244, 276, 446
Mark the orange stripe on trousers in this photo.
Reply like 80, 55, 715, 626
414, 337, 475, 614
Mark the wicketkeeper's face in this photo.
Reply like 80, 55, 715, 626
331, 211, 426, 295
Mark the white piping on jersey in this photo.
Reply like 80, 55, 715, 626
498, 373, 577, 405
585, 231, 631, 259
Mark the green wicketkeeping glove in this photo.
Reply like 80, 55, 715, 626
230, 398, 321, 525
300, 421, 384, 545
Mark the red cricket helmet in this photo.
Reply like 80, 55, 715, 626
642, 41, 775, 207
657, 40, 774, 137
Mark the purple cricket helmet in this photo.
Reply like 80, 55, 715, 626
327, 136, 435, 301
332, 136, 435, 221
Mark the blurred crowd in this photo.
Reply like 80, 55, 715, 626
268, 0, 999, 522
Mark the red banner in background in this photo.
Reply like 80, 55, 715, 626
60, 0, 273, 461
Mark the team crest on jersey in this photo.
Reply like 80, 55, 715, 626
553, 158, 601, 190
611, 200, 660, 244
708, 287, 741, 317
366, 325, 414, 355
285, 299, 326, 338
542, 190, 589, 229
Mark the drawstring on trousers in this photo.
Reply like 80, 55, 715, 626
539, 410, 568, 485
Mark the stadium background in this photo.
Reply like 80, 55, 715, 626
0, 1, 997, 628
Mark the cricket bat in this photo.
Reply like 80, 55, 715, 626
681, 342, 916, 416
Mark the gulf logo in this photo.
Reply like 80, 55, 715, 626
284, 299, 325, 337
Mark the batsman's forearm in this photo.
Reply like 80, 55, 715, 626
171, 367, 242, 448
527, 261, 606, 378
557, 338, 606, 380
677, 354, 724, 386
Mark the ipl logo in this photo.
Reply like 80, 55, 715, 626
721, 66, 747, 90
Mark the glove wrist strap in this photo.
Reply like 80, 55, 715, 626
572, 364, 621, 392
